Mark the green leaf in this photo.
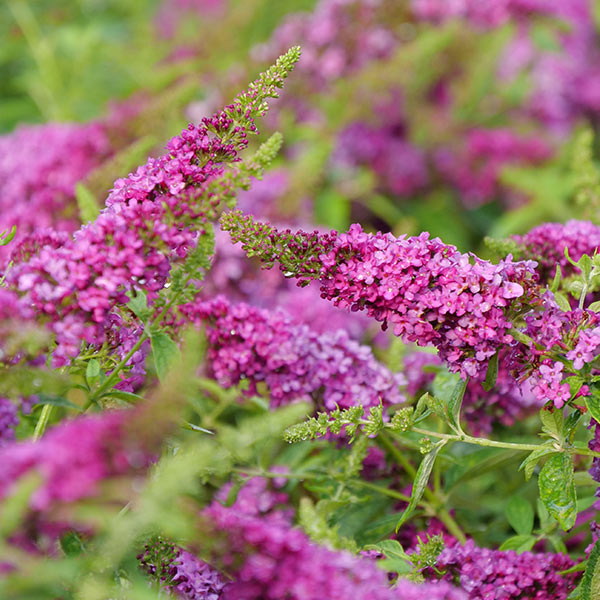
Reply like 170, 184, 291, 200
519, 445, 557, 481
430, 371, 467, 433
550, 265, 562, 293
0, 225, 17, 246
60, 531, 86, 557
396, 440, 447, 531
85, 358, 101, 388
588, 301, 600, 313
151, 331, 181, 381
505, 495, 534, 535
101, 389, 144, 404
499, 534, 536, 553
553, 291, 572, 312
364, 539, 411, 562
127, 289, 150, 321
33, 394, 82, 412
483, 351, 499, 391
581, 540, 600, 600
364, 540, 413, 574
540, 408, 563, 440
538, 453, 577, 531
586, 388, 600, 424
75, 182, 101, 223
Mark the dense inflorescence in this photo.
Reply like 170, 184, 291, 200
180, 296, 405, 409
222, 215, 540, 379
139, 537, 226, 600
513, 220, 600, 280
427, 537, 577, 600
204, 228, 370, 338
0, 410, 152, 512
435, 129, 552, 207
0, 122, 111, 266
202, 481, 467, 600
0, 48, 301, 367
0, 399, 18, 447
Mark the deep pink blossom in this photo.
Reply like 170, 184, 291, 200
428, 536, 577, 599
180, 296, 405, 409
514, 220, 600, 281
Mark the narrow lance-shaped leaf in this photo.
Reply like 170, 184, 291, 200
483, 351, 499, 392
538, 452, 577, 531
431, 371, 467, 433
585, 385, 600, 424
151, 331, 181, 382
396, 440, 447, 531
581, 539, 600, 600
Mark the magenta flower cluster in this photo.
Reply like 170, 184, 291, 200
1, 54, 297, 367
253, 0, 396, 96
139, 539, 226, 600
203, 480, 466, 600
0, 398, 18, 447
180, 296, 405, 409
205, 229, 369, 338
435, 129, 552, 207
430, 537, 577, 600
0, 122, 110, 266
316, 224, 538, 379
513, 301, 600, 407
513, 219, 600, 280
335, 118, 429, 197
0, 410, 150, 513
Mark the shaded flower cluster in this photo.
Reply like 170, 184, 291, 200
203, 481, 466, 600
335, 118, 429, 198
435, 129, 552, 208
513, 220, 600, 281
139, 537, 226, 600
180, 296, 405, 409
0, 122, 111, 266
0, 398, 18, 447
0, 410, 151, 513
403, 351, 540, 435
429, 537, 577, 599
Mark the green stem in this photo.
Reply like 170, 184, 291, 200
412, 427, 541, 451
33, 404, 53, 441
411, 426, 600, 458
90, 272, 196, 402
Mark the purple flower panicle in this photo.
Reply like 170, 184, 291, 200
180, 296, 405, 409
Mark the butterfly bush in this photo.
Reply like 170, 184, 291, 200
200, 480, 466, 600
180, 295, 404, 409
205, 229, 370, 338
434, 129, 552, 208
0, 122, 111, 265
0, 399, 18, 447
222, 213, 539, 380
513, 219, 600, 280
0, 48, 301, 367
139, 538, 226, 600
0, 410, 153, 514
421, 536, 577, 600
